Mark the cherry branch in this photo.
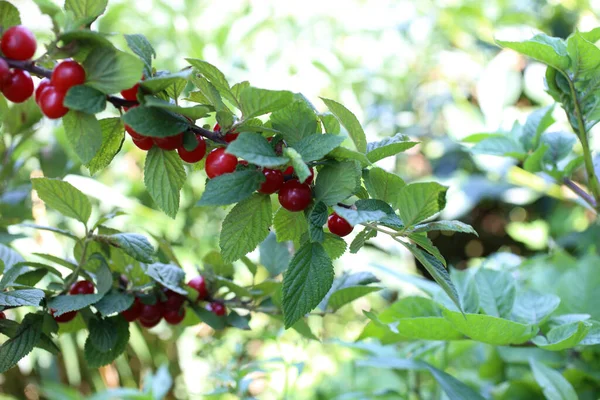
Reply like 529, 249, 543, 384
563, 178, 597, 208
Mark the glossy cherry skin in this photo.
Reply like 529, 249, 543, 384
153, 133, 183, 151
121, 298, 143, 322
213, 123, 220, 132
1, 26, 36, 60
163, 308, 186, 325
39, 87, 69, 119
177, 135, 206, 163
121, 76, 144, 101
258, 168, 284, 194
139, 303, 163, 328
51, 60, 86, 92
0, 59, 9, 90
327, 213, 354, 237
125, 124, 145, 140
205, 148, 238, 178
224, 133, 239, 143
2, 69, 34, 103
163, 290, 186, 310
35, 78, 51, 103
207, 302, 226, 316
132, 136, 154, 151
69, 280, 95, 295
52, 309, 77, 323
278, 179, 312, 212
187, 276, 208, 300
0, 311, 5, 320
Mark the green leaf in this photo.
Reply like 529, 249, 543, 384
64, 0, 107, 24
0, 289, 44, 307
521, 105, 555, 151
58, 29, 113, 48
314, 161, 361, 205
144, 147, 186, 218
87, 318, 117, 352
282, 242, 334, 328
497, 34, 570, 71
0, 313, 43, 373
188, 76, 228, 111
320, 98, 367, 153
397, 182, 447, 227
145, 263, 186, 295
412, 220, 477, 235
349, 227, 377, 254
239, 87, 294, 119
62, 111, 102, 164
83, 47, 144, 94
0, 244, 24, 272
511, 290, 560, 325
524, 144, 549, 173
189, 303, 226, 330
31, 178, 91, 224
332, 206, 387, 226
142, 96, 210, 120
107, 233, 154, 263
541, 131, 576, 164
328, 147, 371, 167
567, 32, 600, 78
84, 316, 129, 368
270, 101, 318, 147
220, 194, 272, 263
443, 309, 538, 345
124, 34, 155, 77
122, 106, 190, 138
94, 290, 134, 317
197, 170, 264, 206
292, 134, 345, 162
86, 118, 124, 175
470, 136, 526, 157
307, 201, 328, 243
366, 134, 418, 163
0, 1, 20, 28
327, 286, 381, 312
363, 168, 406, 210
259, 232, 290, 277
319, 112, 340, 134
532, 321, 590, 351
529, 358, 578, 400
449, 268, 480, 314
283, 147, 311, 183
63, 85, 106, 114
225, 133, 289, 167
141, 70, 191, 95
409, 233, 446, 266
185, 58, 237, 106
321, 232, 347, 260
474, 269, 516, 318
273, 207, 308, 242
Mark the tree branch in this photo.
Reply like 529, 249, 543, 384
563, 178, 597, 208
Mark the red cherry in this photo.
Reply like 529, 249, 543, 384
0, 311, 5, 320
121, 298, 143, 322
132, 136, 154, 151
327, 213, 354, 237
139, 303, 163, 328
205, 148, 238, 178
1, 26, 36, 60
35, 78, 51, 103
282, 166, 313, 184
39, 86, 69, 119
51, 60, 86, 92
2, 69, 34, 103
258, 168, 284, 194
213, 123, 221, 132
125, 124, 145, 140
187, 276, 208, 300
0, 59, 9, 90
69, 280, 95, 295
153, 133, 183, 151
207, 302, 226, 316
283, 166, 294, 175
52, 309, 77, 323
121, 76, 144, 101
224, 133, 239, 143
163, 290, 186, 310
177, 135, 206, 163
278, 179, 312, 212
163, 308, 186, 325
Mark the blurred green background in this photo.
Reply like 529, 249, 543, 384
3, 0, 600, 398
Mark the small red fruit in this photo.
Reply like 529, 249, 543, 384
163, 308, 186, 325
35, 78, 51, 103
52, 309, 77, 323
177, 135, 206, 163
213, 123, 221, 132
125, 124, 145, 140
51, 60, 86, 92
1, 26, 36, 60
69, 280, 95, 295
207, 302, 226, 316
122, 298, 143, 322
187, 276, 208, 300
121, 77, 144, 101
224, 133, 239, 143
278, 179, 312, 212
205, 148, 238, 179
0, 59, 9, 90
0, 311, 5, 320
283, 166, 294, 175
153, 133, 183, 151
282, 166, 313, 184
132, 136, 154, 151
139, 303, 163, 328
327, 213, 354, 237
163, 290, 186, 310
39, 86, 69, 119
258, 168, 284, 194
2, 69, 34, 103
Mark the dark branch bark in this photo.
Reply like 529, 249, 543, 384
563, 178, 597, 208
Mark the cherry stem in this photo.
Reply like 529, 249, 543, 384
1, 56, 227, 145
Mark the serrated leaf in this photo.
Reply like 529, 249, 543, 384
532, 321, 590, 351
328, 147, 371, 167
124, 34, 155, 77
94, 290, 134, 316
142, 96, 210, 119
314, 161, 361, 205
397, 182, 447, 227
145, 263, 186, 295
366, 134, 418, 163
282, 242, 334, 328
529, 358, 578, 400
123, 106, 190, 138
31, 178, 91, 224
409, 233, 446, 266
307, 202, 327, 243
85, 118, 124, 175
0, 289, 44, 307
448, 268, 479, 314
511, 290, 560, 325
567, 32, 600, 78
319, 112, 340, 134
87, 318, 117, 352
84, 316, 129, 368
0, 313, 43, 373
269, 101, 318, 146
412, 220, 477, 235
144, 147, 186, 218
108, 233, 154, 263
321, 232, 347, 260
320, 98, 367, 153
0, 244, 24, 272
185, 58, 237, 106
188, 75, 227, 111
64, 0, 107, 24
197, 170, 264, 206
332, 206, 387, 226
62, 111, 102, 164
327, 286, 381, 312
225, 133, 289, 167
363, 167, 405, 210
541, 131, 576, 163
273, 207, 308, 242
470, 136, 526, 157
63, 85, 107, 114
291, 134, 345, 162
83, 47, 144, 94
474, 268, 516, 318
0, 1, 21, 28
497, 34, 570, 71
350, 227, 377, 253
259, 232, 290, 276
239, 87, 294, 119
141, 70, 191, 95
520, 105, 555, 151
283, 147, 311, 183
220, 194, 272, 262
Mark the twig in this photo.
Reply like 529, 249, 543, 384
563, 178, 597, 208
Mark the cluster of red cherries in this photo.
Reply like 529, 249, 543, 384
45, 275, 226, 328
0, 25, 85, 119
